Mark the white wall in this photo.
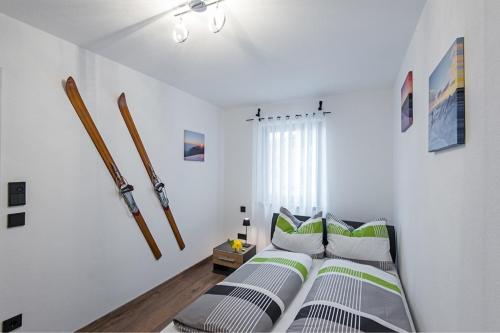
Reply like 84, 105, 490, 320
0, 14, 224, 331
393, 0, 500, 330
223, 89, 394, 242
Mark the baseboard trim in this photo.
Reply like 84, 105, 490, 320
77, 255, 213, 332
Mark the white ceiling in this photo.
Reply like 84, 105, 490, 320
0, 0, 425, 107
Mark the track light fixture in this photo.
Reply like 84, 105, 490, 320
172, 0, 226, 43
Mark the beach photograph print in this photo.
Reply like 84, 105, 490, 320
428, 37, 465, 152
401, 71, 413, 132
184, 130, 205, 161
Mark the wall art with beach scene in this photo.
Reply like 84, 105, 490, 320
401, 71, 413, 132
184, 130, 205, 161
428, 37, 465, 152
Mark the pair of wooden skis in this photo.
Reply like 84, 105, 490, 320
65, 77, 185, 260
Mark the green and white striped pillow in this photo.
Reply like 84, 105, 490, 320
326, 214, 392, 262
272, 209, 324, 258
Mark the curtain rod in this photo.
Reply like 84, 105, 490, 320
245, 112, 331, 122
245, 100, 330, 122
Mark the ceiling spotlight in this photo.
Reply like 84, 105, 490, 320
208, 2, 226, 33
172, 17, 189, 43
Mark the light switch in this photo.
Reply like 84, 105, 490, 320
7, 212, 25, 228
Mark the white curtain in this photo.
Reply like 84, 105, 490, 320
250, 115, 327, 250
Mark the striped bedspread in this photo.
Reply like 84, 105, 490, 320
287, 259, 414, 333
326, 254, 398, 276
174, 250, 312, 332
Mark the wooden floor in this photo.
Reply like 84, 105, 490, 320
78, 256, 225, 332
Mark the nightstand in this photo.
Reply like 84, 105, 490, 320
212, 242, 256, 275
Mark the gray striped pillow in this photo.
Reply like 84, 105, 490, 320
326, 212, 354, 231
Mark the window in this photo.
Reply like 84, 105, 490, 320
253, 115, 327, 216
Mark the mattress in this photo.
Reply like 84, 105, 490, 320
163, 246, 414, 332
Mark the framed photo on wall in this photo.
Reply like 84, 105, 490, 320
401, 71, 413, 132
184, 130, 205, 162
428, 37, 465, 152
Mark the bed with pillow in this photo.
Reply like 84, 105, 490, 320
165, 210, 414, 333
274, 212, 414, 332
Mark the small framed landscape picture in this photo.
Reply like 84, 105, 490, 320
401, 71, 413, 132
184, 130, 205, 162
428, 37, 465, 152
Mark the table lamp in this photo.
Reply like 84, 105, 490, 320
243, 218, 251, 247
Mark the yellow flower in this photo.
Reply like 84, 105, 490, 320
228, 239, 243, 252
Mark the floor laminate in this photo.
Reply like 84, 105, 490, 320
78, 256, 224, 332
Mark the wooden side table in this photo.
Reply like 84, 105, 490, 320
212, 242, 256, 275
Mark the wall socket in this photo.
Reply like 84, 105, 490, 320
8, 182, 26, 207
240, 206, 246, 213
2, 314, 22, 332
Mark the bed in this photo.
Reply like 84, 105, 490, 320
165, 214, 414, 333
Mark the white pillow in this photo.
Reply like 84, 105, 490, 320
272, 209, 324, 258
325, 213, 392, 262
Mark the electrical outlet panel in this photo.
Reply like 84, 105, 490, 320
2, 314, 22, 332
8, 182, 26, 207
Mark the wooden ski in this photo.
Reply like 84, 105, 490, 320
118, 93, 186, 250
64, 77, 162, 260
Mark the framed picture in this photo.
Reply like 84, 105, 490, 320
401, 71, 413, 132
184, 130, 205, 161
428, 37, 465, 152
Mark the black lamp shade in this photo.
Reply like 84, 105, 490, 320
243, 218, 251, 227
